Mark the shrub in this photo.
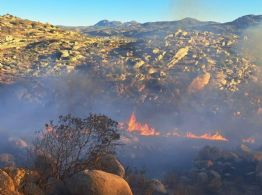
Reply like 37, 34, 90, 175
31, 114, 120, 180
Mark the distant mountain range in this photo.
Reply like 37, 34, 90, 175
92, 15, 262, 28
94, 20, 140, 28
67, 15, 262, 38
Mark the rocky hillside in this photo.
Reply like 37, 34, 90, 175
1, 14, 262, 140
0, 155, 134, 195
1, 14, 260, 93
0, 14, 129, 83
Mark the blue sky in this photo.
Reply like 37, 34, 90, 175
0, 0, 262, 26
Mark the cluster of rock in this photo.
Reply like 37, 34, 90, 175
0, 14, 257, 96
0, 155, 133, 195
0, 14, 129, 83
164, 145, 262, 195
107, 29, 255, 101
1, 15, 262, 121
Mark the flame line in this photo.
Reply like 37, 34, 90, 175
124, 113, 228, 141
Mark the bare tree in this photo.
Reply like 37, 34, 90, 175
31, 114, 120, 180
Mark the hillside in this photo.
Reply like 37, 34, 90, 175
0, 14, 129, 83
1, 14, 262, 195
0, 15, 262, 126
1, 14, 259, 92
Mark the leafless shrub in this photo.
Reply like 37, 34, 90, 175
31, 114, 120, 180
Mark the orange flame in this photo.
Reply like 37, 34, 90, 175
242, 137, 255, 144
124, 113, 229, 141
185, 131, 228, 141
127, 112, 160, 136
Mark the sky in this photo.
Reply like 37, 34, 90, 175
0, 0, 262, 26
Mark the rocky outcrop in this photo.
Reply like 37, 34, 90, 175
95, 154, 125, 177
167, 47, 189, 68
0, 152, 133, 195
0, 14, 128, 84
188, 145, 262, 194
143, 179, 167, 195
0, 168, 44, 195
0, 14, 256, 98
65, 170, 133, 195
188, 73, 211, 93
3, 168, 26, 189
0, 169, 17, 194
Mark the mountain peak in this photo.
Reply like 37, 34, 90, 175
227, 14, 262, 28
94, 20, 122, 27
179, 17, 200, 22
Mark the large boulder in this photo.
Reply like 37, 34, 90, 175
3, 168, 26, 190
207, 170, 222, 191
0, 168, 43, 195
65, 170, 133, 195
188, 73, 211, 93
96, 154, 125, 177
0, 169, 18, 195
196, 172, 208, 184
143, 179, 167, 195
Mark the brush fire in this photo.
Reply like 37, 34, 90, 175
121, 112, 228, 141
1, 7, 262, 195
127, 112, 160, 136
120, 112, 257, 144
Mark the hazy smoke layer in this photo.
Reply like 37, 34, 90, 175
1, 22, 262, 172
171, 0, 203, 20
240, 23, 262, 66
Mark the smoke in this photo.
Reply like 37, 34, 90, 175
228, 22, 262, 142
170, 0, 203, 20
0, 69, 233, 172
240, 23, 262, 66
1, 22, 262, 175
1, 68, 262, 177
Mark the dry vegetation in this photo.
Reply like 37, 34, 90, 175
31, 114, 120, 180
